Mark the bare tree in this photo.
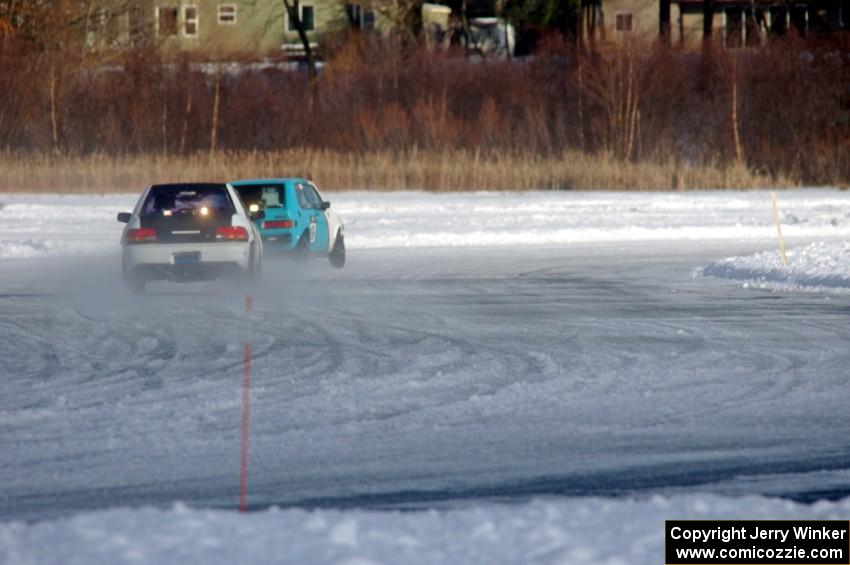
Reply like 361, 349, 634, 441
282, 0, 318, 78
716, 49, 745, 166
370, 0, 424, 49
581, 39, 647, 160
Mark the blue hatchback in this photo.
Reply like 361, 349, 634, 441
230, 178, 345, 267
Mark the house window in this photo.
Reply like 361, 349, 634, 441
301, 5, 315, 30
218, 4, 237, 24
183, 5, 198, 36
287, 4, 315, 31
346, 3, 375, 30
157, 6, 179, 36
615, 12, 633, 32
104, 10, 122, 44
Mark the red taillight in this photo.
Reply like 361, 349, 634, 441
216, 226, 249, 241
126, 228, 157, 243
262, 220, 293, 229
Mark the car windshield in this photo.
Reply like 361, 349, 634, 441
141, 185, 234, 216
234, 184, 285, 210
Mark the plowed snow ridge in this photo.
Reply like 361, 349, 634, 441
698, 241, 850, 293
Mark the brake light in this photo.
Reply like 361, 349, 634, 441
216, 226, 249, 241
126, 228, 157, 243
262, 220, 293, 229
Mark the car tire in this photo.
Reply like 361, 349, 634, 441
250, 244, 262, 280
293, 232, 309, 262
122, 259, 146, 293
127, 276, 146, 294
239, 243, 261, 283
254, 250, 263, 278
329, 232, 345, 268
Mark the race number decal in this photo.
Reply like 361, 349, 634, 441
309, 216, 317, 244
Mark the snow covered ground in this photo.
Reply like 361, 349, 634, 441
3, 495, 850, 565
1, 189, 849, 563
3, 189, 850, 257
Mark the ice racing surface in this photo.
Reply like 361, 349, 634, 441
2, 190, 850, 560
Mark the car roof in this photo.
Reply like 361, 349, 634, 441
150, 182, 228, 190
229, 178, 308, 186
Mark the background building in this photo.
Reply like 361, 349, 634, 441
142, 0, 364, 56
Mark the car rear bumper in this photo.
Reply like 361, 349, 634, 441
132, 262, 243, 282
123, 242, 251, 281
259, 232, 293, 247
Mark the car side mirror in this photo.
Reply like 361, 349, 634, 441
117, 212, 131, 223
320, 201, 331, 210
250, 210, 265, 221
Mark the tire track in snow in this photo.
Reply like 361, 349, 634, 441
2, 245, 850, 520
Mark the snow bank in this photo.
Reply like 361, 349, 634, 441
698, 241, 850, 293
2, 190, 849, 258
2, 495, 849, 565
343, 190, 850, 250
0, 195, 133, 259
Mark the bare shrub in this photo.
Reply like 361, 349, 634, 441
580, 39, 652, 160
0, 149, 791, 193
1, 23, 850, 189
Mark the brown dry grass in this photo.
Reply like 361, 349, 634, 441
0, 150, 794, 193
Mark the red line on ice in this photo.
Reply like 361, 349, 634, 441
239, 295, 253, 512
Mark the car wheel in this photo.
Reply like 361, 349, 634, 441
126, 276, 146, 294
250, 244, 262, 280
240, 244, 261, 283
254, 249, 263, 277
293, 232, 309, 262
329, 232, 345, 268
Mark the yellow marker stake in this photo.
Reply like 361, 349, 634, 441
771, 191, 789, 267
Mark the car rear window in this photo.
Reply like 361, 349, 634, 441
234, 184, 285, 211
141, 185, 234, 217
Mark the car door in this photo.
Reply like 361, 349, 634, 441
311, 184, 341, 252
293, 183, 315, 248
300, 183, 329, 252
